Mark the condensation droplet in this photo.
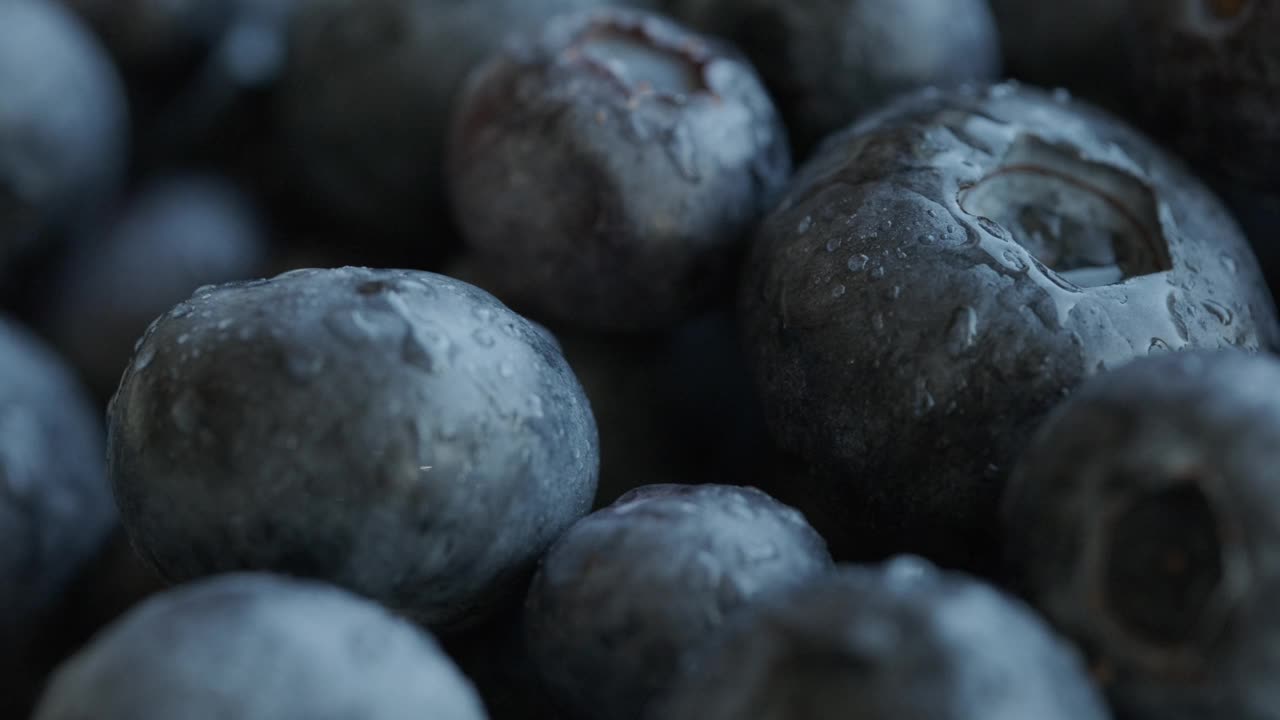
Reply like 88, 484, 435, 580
132, 346, 156, 371
848, 254, 869, 272
472, 328, 496, 347
825, 238, 842, 253
797, 216, 812, 234
870, 266, 886, 279
1149, 338, 1171, 353
945, 306, 978, 354
831, 284, 847, 299
1221, 254, 1239, 274
913, 379, 936, 416
1202, 300, 1234, 326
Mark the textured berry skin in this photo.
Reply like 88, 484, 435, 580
651, 558, 1111, 720
525, 484, 832, 720
42, 174, 270, 400
449, 8, 790, 331
275, 0, 649, 249
33, 573, 489, 720
667, 0, 1001, 154
738, 83, 1280, 574
0, 315, 115, 717
1005, 350, 1280, 720
1131, 0, 1280, 193
108, 267, 599, 632
0, 0, 128, 272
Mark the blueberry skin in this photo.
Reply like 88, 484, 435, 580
666, 0, 1001, 155
107, 267, 599, 632
1005, 351, 1280, 720
33, 573, 488, 720
42, 174, 270, 401
0, 0, 128, 273
449, 8, 790, 332
0, 315, 114, 716
275, 0, 649, 250
1130, 0, 1280, 193
525, 483, 833, 720
739, 82, 1280, 574
651, 558, 1111, 720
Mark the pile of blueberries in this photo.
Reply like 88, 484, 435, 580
4, 0, 1280, 718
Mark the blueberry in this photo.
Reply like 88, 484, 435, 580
1130, 0, 1280, 193
651, 557, 1111, 720
41, 174, 270, 401
739, 82, 1280, 574
524, 483, 832, 720
1004, 350, 1280, 719
666, 0, 1001, 155
448, 8, 790, 331
0, 315, 114, 716
275, 0, 649, 250
0, 0, 128, 275
987, 0, 1133, 108
108, 267, 599, 632
33, 573, 488, 719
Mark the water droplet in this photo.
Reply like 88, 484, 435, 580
743, 541, 779, 562
472, 328, 496, 347
1221, 254, 1239, 274
529, 394, 545, 418
171, 305, 194, 319
797, 216, 812, 234
888, 285, 902, 300
831, 284, 847, 299
662, 122, 702, 182
473, 307, 494, 323
918, 233, 937, 244
176, 333, 190, 345
847, 254, 869, 272
171, 389, 200, 433
216, 318, 234, 331
945, 307, 978, 354
132, 346, 155, 371
976, 217, 1004, 238
825, 237, 842, 253
499, 360, 515, 378
1203, 300, 1234, 326
284, 350, 325, 382
870, 266, 886, 279
325, 308, 408, 346
1001, 250, 1027, 272
913, 379, 936, 416
401, 333, 435, 372
1149, 338, 1171, 353
884, 555, 934, 586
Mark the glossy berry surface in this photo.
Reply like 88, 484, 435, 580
667, 0, 1001, 154
652, 557, 1110, 720
1005, 350, 1280, 720
739, 82, 1280, 573
33, 573, 488, 720
525, 483, 832, 720
108, 267, 599, 632
449, 8, 790, 331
